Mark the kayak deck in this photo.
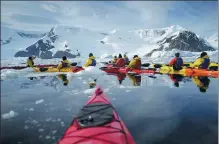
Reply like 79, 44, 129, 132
58, 86, 135, 144
33, 66, 84, 73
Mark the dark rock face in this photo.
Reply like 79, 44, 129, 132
165, 31, 215, 52
146, 31, 215, 57
14, 27, 77, 59
100, 32, 108, 36
1, 37, 12, 45
100, 40, 105, 44
14, 51, 30, 57
17, 32, 46, 38
53, 51, 76, 58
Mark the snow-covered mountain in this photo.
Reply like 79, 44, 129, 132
1, 26, 48, 59
1, 25, 216, 59
206, 33, 218, 49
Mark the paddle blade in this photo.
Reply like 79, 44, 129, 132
154, 64, 162, 68
71, 62, 77, 66
183, 64, 190, 67
39, 68, 49, 72
141, 63, 150, 67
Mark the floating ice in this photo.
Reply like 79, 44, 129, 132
126, 90, 131, 92
52, 130, 57, 134
35, 99, 44, 104
46, 117, 52, 122
1, 110, 18, 119
28, 108, 35, 111
84, 88, 95, 95
24, 125, 29, 130
31, 120, 38, 124
45, 136, 51, 139
38, 129, 44, 132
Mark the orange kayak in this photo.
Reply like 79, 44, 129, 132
185, 68, 218, 78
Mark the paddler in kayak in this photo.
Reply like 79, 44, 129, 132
169, 52, 184, 70
110, 56, 118, 64
192, 76, 210, 93
26, 55, 36, 67
127, 73, 141, 86
57, 74, 69, 86
192, 52, 210, 69
88, 79, 97, 88
57, 56, 71, 69
124, 54, 130, 65
113, 54, 126, 67
84, 53, 96, 67
127, 55, 142, 70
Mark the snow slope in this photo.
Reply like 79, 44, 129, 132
207, 33, 218, 49
1, 26, 47, 59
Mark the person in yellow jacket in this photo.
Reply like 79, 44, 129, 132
127, 55, 142, 70
57, 74, 69, 86
127, 73, 141, 86
88, 79, 97, 89
84, 53, 96, 67
192, 52, 210, 69
110, 56, 118, 64
192, 76, 210, 93
26, 55, 36, 67
57, 56, 71, 69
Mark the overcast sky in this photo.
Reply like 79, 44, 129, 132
1, 1, 218, 37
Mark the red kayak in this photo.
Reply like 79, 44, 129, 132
58, 86, 135, 144
100, 65, 156, 75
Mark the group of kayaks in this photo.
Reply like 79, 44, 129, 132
100, 63, 218, 78
1, 61, 218, 78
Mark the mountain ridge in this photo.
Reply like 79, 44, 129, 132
1, 25, 216, 59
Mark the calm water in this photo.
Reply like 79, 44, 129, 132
1, 73, 218, 144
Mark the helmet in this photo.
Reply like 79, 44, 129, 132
89, 53, 93, 57
62, 56, 67, 60
175, 53, 180, 57
200, 52, 207, 57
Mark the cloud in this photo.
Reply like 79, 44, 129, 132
41, 4, 57, 13
1, 1, 217, 37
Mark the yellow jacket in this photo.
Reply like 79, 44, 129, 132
57, 74, 69, 85
111, 58, 118, 64
26, 58, 35, 67
192, 55, 209, 68
57, 60, 71, 69
127, 73, 141, 86
84, 56, 96, 67
127, 57, 141, 69
192, 76, 209, 90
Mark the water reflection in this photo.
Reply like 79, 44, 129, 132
1, 73, 218, 144
107, 72, 214, 93
57, 74, 69, 86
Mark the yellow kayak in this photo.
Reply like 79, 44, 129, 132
159, 66, 187, 76
33, 66, 85, 73
33, 67, 73, 72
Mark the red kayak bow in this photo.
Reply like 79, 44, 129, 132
58, 86, 135, 144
